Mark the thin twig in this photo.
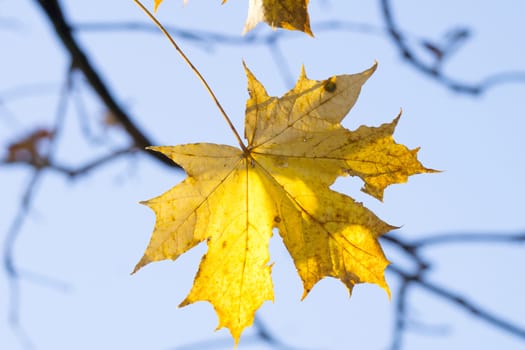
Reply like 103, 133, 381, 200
379, 0, 525, 94
390, 279, 409, 350
3, 146, 138, 176
74, 19, 386, 47
414, 232, 525, 247
388, 265, 525, 340
75, 14, 525, 96
3, 171, 42, 350
381, 234, 429, 271
50, 146, 139, 177
3, 71, 72, 349
132, 0, 248, 153
34, 0, 176, 168
70, 75, 105, 144
385, 230, 525, 348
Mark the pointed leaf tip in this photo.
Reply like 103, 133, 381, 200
153, 0, 163, 12
132, 255, 151, 274
299, 64, 307, 80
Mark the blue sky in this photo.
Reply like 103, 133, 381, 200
1, 1, 524, 349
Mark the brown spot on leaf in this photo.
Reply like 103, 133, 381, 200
323, 78, 336, 93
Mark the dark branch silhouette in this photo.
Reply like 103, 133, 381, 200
34, 0, 177, 168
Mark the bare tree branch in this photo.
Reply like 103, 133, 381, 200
414, 231, 525, 247
389, 264, 525, 339
384, 231, 525, 349
3, 171, 42, 350
34, 0, 178, 168
74, 19, 384, 48
379, 0, 525, 94
390, 276, 409, 350
74, 15, 525, 96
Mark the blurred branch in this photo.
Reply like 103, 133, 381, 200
3, 145, 139, 176
390, 273, 409, 350
76, 14, 525, 95
74, 19, 385, 48
1, 67, 138, 348
2, 144, 139, 348
51, 147, 139, 177
34, 0, 178, 168
380, 0, 525, 94
390, 264, 525, 338
3, 171, 42, 350
2, 72, 71, 349
384, 232, 525, 349
414, 231, 525, 247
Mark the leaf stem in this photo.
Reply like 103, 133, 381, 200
132, 0, 248, 153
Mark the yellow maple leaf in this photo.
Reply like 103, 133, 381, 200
153, 0, 312, 35
133, 62, 433, 344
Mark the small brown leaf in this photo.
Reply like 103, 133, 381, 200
6, 128, 54, 164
